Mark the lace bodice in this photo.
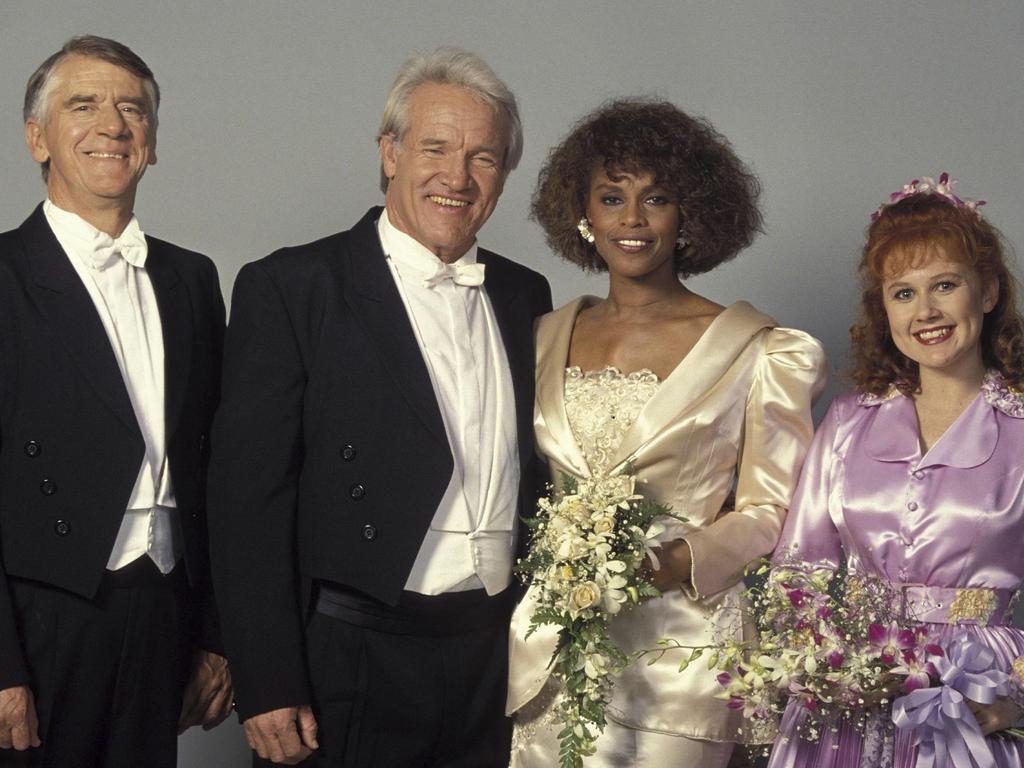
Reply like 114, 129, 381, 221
563, 366, 660, 474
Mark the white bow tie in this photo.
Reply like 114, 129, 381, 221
89, 227, 147, 272
421, 260, 486, 288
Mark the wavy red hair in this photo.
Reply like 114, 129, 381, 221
849, 195, 1024, 395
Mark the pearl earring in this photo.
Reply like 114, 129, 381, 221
675, 209, 687, 250
577, 217, 595, 244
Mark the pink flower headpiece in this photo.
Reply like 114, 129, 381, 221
871, 172, 986, 221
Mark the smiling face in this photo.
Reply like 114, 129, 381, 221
881, 248, 997, 383
379, 82, 507, 263
24, 54, 157, 222
585, 166, 680, 281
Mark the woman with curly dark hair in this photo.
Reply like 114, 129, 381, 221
768, 176, 1024, 767
506, 99, 826, 766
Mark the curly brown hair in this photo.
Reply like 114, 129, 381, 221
850, 194, 1024, 395
530, 99, 762, 278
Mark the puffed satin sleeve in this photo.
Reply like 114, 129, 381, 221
683, 328, 826, 598
771, 396, 845, 570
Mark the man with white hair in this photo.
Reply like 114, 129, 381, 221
209, 47, 551, 767
0, 35, 232, 766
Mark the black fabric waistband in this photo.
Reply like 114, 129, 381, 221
313, 582, 515, 636
103, 556, 182, 589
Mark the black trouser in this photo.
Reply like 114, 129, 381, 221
258, 584, 515, 768
0, 557, 192, 768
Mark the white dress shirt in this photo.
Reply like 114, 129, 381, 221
377, 211, 519, 595
44, 200, 180, 574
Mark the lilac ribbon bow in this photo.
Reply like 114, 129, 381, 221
892, 632, 1009, 768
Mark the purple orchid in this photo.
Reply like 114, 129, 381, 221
788, 682, 818, 710
891, 651, 938, 693
868, 621, 916, 665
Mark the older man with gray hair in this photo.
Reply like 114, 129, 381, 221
0, 35, 231, 766
209, 48, 551, 766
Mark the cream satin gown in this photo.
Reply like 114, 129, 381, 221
508, 298, 826, 767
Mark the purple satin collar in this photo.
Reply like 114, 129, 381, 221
864, 393, 998, 469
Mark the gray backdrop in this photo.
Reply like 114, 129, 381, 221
1, 1, 1021, 765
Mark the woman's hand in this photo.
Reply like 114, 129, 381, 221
857, 671, 905, 708
967, 696, 1022, 736
644, 538, 693, 592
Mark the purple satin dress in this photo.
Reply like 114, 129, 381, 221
768, 373, 1024, 768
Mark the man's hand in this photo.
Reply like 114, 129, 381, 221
968, 696, 1022, 736
244, 705, 318, 764
0, 685, 40, 751
178, 651, 234, 733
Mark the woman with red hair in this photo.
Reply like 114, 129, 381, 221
768, 176, 1024, 767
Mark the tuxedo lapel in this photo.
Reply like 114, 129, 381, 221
146, 241, 192, 438
342, 210, 447, 445
478, 251, 534, 469
20, 206, 139, 435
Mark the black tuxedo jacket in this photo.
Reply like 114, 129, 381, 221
0, 205, 225, 691
209, 207, 552, 719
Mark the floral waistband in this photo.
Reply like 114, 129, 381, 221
897, 584, 1017, 626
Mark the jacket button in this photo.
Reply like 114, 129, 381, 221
349, 483, 365, 500
24, 441, 42, 458
340, 444, 357, 462
361, 524, 377, 541
40, 478, 57, 496
54, 519, 71, 536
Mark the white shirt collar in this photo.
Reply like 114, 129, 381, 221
43, 199, 148, 269
377, 208, 478, 276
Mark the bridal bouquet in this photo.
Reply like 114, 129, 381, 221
708, 564, 942, 741
515, 470, 678, 768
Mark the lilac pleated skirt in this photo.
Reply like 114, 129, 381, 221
766, 624, 1024, 768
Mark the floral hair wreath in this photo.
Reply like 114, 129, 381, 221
871, 172, 986, 221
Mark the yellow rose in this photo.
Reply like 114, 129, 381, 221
592, 515, 615, 535
570, 582, 601, 613
562, 498, 587, 520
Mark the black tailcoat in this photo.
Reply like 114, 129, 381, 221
0, 205, 225, 690
208, 207, 552, 719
